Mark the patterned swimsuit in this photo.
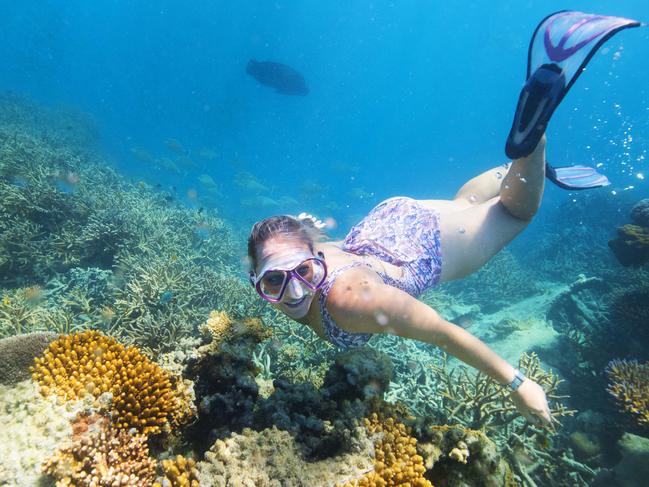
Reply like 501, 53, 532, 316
319, 197, 443, 348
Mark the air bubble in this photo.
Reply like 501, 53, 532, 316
375, 312, 389, 326
468, 195, 477, 203
457, 227, 466, 234
495, 171, 503, 179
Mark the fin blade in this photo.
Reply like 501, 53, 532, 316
506, 11, 641, 159
546, 163, 611, 190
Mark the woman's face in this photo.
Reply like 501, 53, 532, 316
255, 237, 318, 319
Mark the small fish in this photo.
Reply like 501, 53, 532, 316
165, 138, 187, 155
170, 254, 178, 262
2, 295, 10, 306
159, 290, 174, 304
246, 59, 309, 96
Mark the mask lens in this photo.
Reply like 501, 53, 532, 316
260, 270, 288, 300
297, 258, 326, 288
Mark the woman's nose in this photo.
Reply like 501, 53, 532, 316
285, 278, 305, 298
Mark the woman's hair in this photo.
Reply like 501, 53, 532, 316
247, 215, 326, 269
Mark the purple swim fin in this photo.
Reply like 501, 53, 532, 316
545, 162, 610, 190
506, 11, 641, 159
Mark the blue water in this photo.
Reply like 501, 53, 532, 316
1, 0, 648, 235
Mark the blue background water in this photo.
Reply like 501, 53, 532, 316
2, 0, 648, 241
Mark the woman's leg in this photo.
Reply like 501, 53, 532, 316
437, 136, 546, 282
453, 163, 512, 204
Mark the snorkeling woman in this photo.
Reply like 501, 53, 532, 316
247, 12, 641, 427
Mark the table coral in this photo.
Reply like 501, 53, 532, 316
339, 413, 432, 487
43, 411, 157, 486
153, 455, 200, 487
606, 359, 649, 427
31, 330, 192, 435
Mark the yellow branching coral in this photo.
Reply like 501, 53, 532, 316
339, 413, 432, 487
32, 330, 191, 435
43, 412, 157, 486
153, 455, 200, 487
606, 359, 649, 427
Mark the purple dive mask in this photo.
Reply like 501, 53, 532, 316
250, 252, 327, 303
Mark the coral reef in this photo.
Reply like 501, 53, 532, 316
43, 411, 157, 486
187, 312, 272, 452
340, 413, 431, 487
412, 423, 514, 487
196, 426, 374, 487
609, 224, 649, 267
631, 198, 649, 227
0, 331, 56, 384
606, 359, 649, 428
0, 379, 84, 487
153, 455, 200, 487
32, 330, 193, 435
441, 249, 539, 313
612, 432, 649, 487
609, 286, 649, 359
426, 352, 572, 433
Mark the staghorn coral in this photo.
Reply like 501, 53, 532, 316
606, 359, 649, 428
43, 411, 157, 486
427, 352, 573, 434
153, 455, 200, 487
608, 224, 649, 267
196, 426, 374, 487
339, 413, 432, 487
31, 330, 193, 435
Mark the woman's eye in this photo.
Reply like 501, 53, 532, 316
265, 274, 284, 287
296, 265, 310, 277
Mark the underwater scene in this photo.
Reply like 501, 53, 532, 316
1, 1, 649, 486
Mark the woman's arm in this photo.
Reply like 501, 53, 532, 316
327, 268, 553, 425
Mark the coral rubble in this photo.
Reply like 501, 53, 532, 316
31, 330, 192, 435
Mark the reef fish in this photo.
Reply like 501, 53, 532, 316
246, 59, 309, 96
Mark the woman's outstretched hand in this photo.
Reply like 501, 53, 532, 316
510, 379, 554, 428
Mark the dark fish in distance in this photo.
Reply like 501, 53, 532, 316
246, 59, 309, 96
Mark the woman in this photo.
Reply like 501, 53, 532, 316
247, 11, 640, 427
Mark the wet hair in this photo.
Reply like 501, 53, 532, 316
247, 215, 326, 270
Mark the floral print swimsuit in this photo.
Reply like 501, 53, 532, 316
318, 197, 443, 348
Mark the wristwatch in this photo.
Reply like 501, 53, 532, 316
508, 369, 526, 392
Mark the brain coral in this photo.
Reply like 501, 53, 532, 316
606, 359, 649, 427
31, 330, 191, 435
339, 413, 432, 487
631, 198, 649, 227
43, 412, 156, 486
